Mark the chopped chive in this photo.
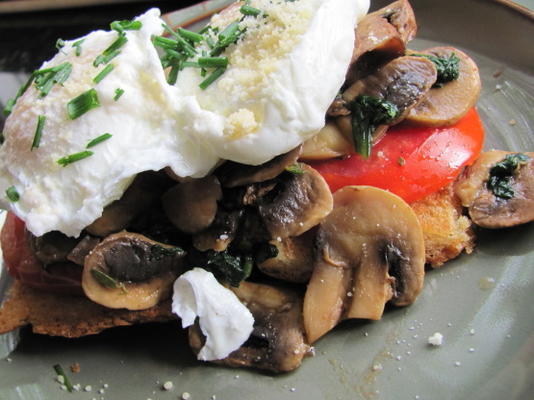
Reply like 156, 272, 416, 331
178, 27, 204, 43
73, 39, 85, 56
3, 73, 35, 116
167, 65, 179, 85
210, 21, 244, 56
91, 269, 128, 293
182, 61, 201, 68
94, 35, 127, 67
199, 67, 226, 90
198, 56, 228, 69
198, 25, 212, 35
110, 19, 142, 33
33, 62, 72, 97
31, 115, 46, 150
113, 88, 124, 101
285, 163, 305, 175
57, 150, 94, 167
93, 64, 114, 83
53, 364, 73, 392
240, 5, 262, 16
153, 36, 179, 49
5, 186, 19, 202
67, 89, 100, 120
161, 23, 180, 39
55, 38, 65, 50
86, 133, 112, 148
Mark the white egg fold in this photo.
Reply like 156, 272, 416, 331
0, 0, 369, 237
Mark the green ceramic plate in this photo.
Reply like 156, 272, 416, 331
0, 1, 533, 399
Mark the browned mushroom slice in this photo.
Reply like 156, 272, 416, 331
258, 164, 333, 240
406, 47, 481, 127
82, 232, 185, 310
27, 230, 79, 265
218, 146, 302, 188
345, 0, 416, 84
86, 172, 169, 237
455, 150, 534, 228
192, 209, 243, 252
343, 56, 437, 123
303, 186, 425, 343
258, 227, 316, 283
162, 175, 222, 234
300, 123, 354, 161
189, 281, 309, 373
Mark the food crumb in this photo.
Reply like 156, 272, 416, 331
56, 375, 65, 384
428, 332, 444, 346
60, 384, 68, 391
508, 119, 517, 126
447, 322, 453, 327
395, 355, 402, 361
290, 387, 296, 392
234, 374, 240, 379
6, 358, 12, 363
495, 84, 502, 90
70, 362, 81, 373
72, 383, 81, 391
211, 396, 217, 400
372, 363, 383, 371
469, 348, 475, 353
162, 381, 174, 391
493, 69, 503, 78
363, 332, 369, 337
454, 361, 461, 367
103, 383, 109, 389
469, 328, 476, 335
182, 392, 191, 400
84, 385, 92, 392
98, 388, 105, 394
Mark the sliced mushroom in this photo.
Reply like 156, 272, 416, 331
300, 123, 354, 161
87, 172, 169, 237
343, 56, 437, 123
258, 227, 317, 283
258, 164, 333, 240
455, 150, 534, 228
162, 175, 222, 234
189, 281, 309, 373
217, 146, 301, 188
192, 209, 243, 252
28, 230, 79, 265
303, 186, 425, 343
67, 234, 101, 266
406, 47, 481, 127
346, 0, 416, 84
82, 232, 185, 310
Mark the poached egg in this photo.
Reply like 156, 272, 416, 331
0, 0, 369, 237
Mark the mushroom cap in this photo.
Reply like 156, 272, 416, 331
82, 232, 185, 310
455, 150, 534, 228
303, 186, 425, 343
406, 46, 481, 127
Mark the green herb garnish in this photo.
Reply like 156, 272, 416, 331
350, 95, 399, 158
90, 268, 122, 289
200, 250, 253, 287
110, 19, 142, 33
86, 133, 112, 148
94, 34, 127, 67
53, 364, 73, 392
199, 67, 226, 90
210, 21, 245, 57
5, 186, 19, 202
198, 56, 228, 69
55, 38, 65, 51
31, 115, 46, 150
149, 245, 185, 262
487, 153, 531, 199
113, 88, 124, 101
33, 62, 72, 97
73, 39, 85, 56
285, 163, 306, 175
412, 53, 460, 87
240, 4, 262, 16
93, 64, 114, 83
67, 88, 100, 119
177, 27, 204, 43
57, 150, 94, 167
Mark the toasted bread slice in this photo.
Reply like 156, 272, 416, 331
0, 280, 174, 337
412, 183, 475, 267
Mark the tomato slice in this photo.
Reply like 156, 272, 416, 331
1, 212, 83, 295
310, 108, 484, 203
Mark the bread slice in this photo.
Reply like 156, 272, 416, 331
0, 280, 174, 337
412, 183, 475, 267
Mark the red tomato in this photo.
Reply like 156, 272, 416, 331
1, 212, 83, 295
310, 108, 484, 203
